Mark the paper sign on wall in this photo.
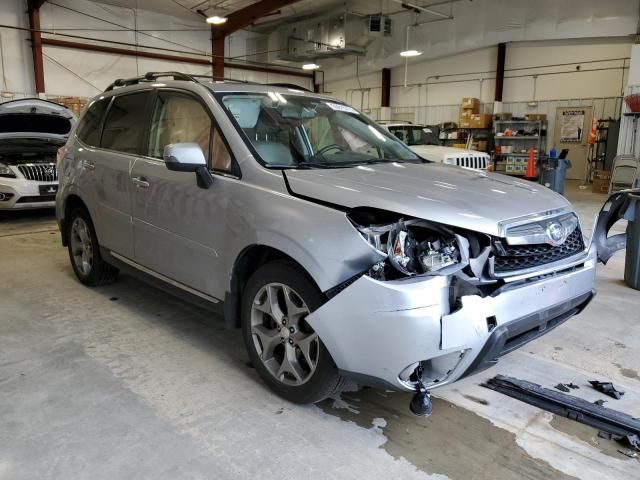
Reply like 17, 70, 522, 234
560, 110, 585, 142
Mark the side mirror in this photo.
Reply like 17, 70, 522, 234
163, 143, 206, 171
163, 143, 213, 189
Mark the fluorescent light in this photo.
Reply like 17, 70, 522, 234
302, 63, 320, 70
400, 49, 422, 57
206, 15, 227, 25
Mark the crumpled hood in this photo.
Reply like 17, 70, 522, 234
409, 145, 486, 160
285, 162, 572, 237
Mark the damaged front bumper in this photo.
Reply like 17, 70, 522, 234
308, 189, 636, 393
307, 244, 597, 392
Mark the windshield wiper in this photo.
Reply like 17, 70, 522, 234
267, 162, 334, 169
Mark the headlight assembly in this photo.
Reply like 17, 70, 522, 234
0, 163, 16, 178
348, 209, 469, 280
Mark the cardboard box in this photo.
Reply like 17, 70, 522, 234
452, 143, 467, 149
460, 111, 472, 120
592, 169, 611, 194
470, 113, 492, 129
476, 140, 487, 151
525, 113, 547, 121
458, 120, 472, 129
461, 97, 480, 112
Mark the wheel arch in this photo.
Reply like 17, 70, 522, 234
61, 194, 91, 246
224, 244, 321, 329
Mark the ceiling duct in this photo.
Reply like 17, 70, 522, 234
271, 12, 384, 62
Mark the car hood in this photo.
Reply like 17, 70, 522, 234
284, 162, 572, 237
0, 98, 76, 142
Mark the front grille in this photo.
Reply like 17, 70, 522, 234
451, 156, 488, 170
16, 195, 56, 203
493, 227, 585, 273
17, 163, 58, 182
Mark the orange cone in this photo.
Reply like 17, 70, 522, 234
524, 145, 536, 178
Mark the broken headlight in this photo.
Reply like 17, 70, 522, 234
349, 211, 468, 280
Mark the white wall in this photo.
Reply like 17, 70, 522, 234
0, 0, 35, 95
0, 0, 312, 100
323, 38, 631, 124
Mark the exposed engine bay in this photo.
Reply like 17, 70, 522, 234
347, 207, 497, 292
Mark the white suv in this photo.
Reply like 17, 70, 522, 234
379, 121, 489, 170
0, 99, 76, 209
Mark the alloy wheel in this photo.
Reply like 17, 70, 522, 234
250, 283, 319, 386
70, 217, 93, 276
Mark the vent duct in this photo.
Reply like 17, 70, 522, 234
270, 12, 382, 62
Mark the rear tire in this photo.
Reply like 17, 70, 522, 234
241, 261, 344, 403
66, 207, 118, 286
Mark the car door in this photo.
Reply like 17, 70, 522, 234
129, 89, 237, 296
85, 91, 151, 258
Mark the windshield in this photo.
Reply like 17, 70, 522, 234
388, 125, 439, 146
216, 92, 422, 168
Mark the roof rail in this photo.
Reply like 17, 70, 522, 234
103, 72, 309, 92
266, 83, 312, 92
104, 71, 198, 91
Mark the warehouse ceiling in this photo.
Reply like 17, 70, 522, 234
88, 0, 452, 28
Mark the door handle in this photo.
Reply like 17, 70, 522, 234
132, 176, 150, 188
81, 159, 95, 171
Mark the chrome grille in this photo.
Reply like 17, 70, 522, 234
17, 163, 58, 182
493, 227, 585, 274
451, 155, 489, 170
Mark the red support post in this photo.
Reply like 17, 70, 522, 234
27, 0, 46, 93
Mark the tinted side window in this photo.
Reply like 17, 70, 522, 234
75, 97, 110, 147
147, 92, 211, 160
101, 92, 149, 154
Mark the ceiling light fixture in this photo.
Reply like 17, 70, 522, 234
400, 49, 422, 57
206, 15, 228, 25
302, 63, 320, 70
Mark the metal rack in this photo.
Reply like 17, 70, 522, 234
493, 119, 547, 176
440, 127, 493, 152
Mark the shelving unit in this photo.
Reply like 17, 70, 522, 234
493, 119, 547, 176
440, 127, 493, 152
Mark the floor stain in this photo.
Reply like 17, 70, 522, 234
613, 363, 639, 380
549, 415, 624, 460
463, 394, 490, 406
319, 389, 577, 480
554, 346, 564, 351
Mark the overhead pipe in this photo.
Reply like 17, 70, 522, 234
40, 37, 313, 79
389, 0, 452, 19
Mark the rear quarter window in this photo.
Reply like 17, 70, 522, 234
75, 97, 110, 147
101, 92, 150, 154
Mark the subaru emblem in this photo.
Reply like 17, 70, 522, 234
546, 221, 566, 246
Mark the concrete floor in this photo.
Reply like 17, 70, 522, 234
1, 181, 639, 480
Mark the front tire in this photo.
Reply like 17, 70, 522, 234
66, 207, 118, 286
241, 261, 344, 403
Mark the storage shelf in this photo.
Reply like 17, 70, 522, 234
494, 120, 544, 124
495, 153, 540, 157
495, 135, 541, 140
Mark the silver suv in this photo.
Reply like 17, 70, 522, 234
56, 72, 629, 415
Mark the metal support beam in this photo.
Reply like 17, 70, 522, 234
494, 42, 506, 102
40, 37, 313, 79
218, 0, 303, 36
211, 26, 225, 79
27, 0, 47, 93
381, 68, 391, 107
209, 0, 302, 79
